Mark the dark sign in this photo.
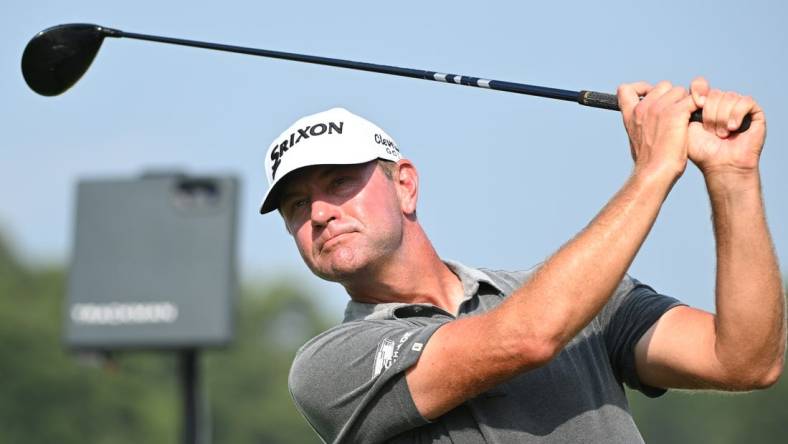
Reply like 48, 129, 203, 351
65, 173, 238, 349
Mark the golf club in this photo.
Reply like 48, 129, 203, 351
22, 23, 750, 132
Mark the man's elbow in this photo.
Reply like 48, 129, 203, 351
520, 338, 562, 368
727, 358, 784, 390
512, 326, 566, 369
491, 314, 563, 370
750, 339, 787, 389
753, 359, 784, 389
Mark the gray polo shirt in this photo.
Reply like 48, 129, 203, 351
289, 261, 683, 443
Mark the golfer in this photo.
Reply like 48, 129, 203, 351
259, 77, 785, 443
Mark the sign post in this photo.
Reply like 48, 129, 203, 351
66, 172, 239, 444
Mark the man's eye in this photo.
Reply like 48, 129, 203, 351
283, 198, 308, 217
332, 176, 350, 187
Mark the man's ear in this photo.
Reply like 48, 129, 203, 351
395, 160, 419, 215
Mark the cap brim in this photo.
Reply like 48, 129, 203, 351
259, 180, 285, 214
259, 172, 298, 214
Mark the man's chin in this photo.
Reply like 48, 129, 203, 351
315, 262, 364, 282
310, 253, 373, 283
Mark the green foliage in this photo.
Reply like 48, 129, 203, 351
205, 281, 329, 444
630, 377, 788, 443
0, 231, 785, 443
0, 234, 329, 443
0, 236, 178, 443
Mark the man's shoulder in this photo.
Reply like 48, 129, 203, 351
289, 317, 444, 442
477, 265, 646, 326
288, 320, 389, 401
292, 319, 384, 363
475, 265, 538, 293
288, 317, 445, 430
478, 264, 641, 297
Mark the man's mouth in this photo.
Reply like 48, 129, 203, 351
320, 232, 354, 252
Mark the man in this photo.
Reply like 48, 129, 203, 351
259, 78, 785, 443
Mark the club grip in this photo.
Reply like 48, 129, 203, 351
578, 90, 620, 110
689, 110, 752, 133
578, 90, 752, 133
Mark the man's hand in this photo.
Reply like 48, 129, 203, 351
687, 77, 767, 176
617, 81, 698, 182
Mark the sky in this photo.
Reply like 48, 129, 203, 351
1, 0, 786, 319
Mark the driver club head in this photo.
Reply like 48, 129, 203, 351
21, 23, 115, 96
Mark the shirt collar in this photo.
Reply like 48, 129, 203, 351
342, 260, 503, 322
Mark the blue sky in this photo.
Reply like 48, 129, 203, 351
2, 1, 786, 318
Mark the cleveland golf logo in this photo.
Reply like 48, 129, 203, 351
270, 121, 344, 179
374, 133, 399, 154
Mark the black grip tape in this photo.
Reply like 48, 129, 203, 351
690, 110, 752, 133
579, 90, 752, 133
578, 90, 620, 110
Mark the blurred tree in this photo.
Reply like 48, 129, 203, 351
0, 233, 330, 443
0, 233, 178, 443
205, 280, 331, 444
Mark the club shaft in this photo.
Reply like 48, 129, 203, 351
114, 30, 583, 105
105, 28, 749, 132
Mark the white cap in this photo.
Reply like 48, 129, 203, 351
259, 107, 402, 214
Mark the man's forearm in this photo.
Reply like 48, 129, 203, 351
491, 167, 678, 364
409, 169, 678, 420
706, 169, 786, 384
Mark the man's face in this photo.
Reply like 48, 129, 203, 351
278, 160, 405, 282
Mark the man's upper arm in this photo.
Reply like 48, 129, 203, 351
289, 320, 443, 443
598, 276, 684, 397
634, 305, 733, 390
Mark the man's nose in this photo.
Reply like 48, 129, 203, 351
310, 198, 339, 228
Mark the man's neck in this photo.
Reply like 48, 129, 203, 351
341, 228, 465, 315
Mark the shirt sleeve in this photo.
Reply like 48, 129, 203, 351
288, 319, 446, 444
599, 275, 686, 397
